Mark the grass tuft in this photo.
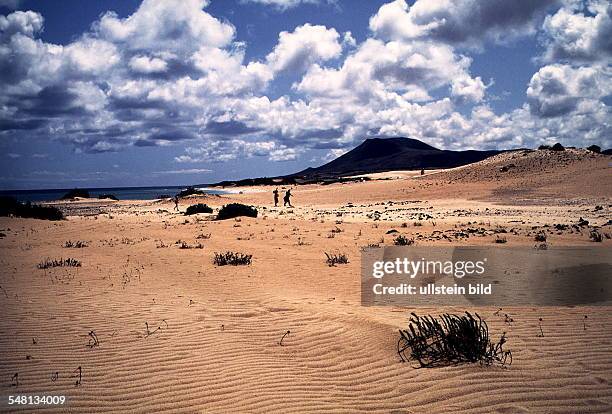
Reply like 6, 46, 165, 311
325, 252, 349, 266
37, 257, 81, 269
398, 312, 512, 368
213, 251, 252, 266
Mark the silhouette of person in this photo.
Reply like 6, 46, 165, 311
173, 196, 179, 211
420, 168, 424, 176
283, 189, 293, 207
273, 188, 279, 207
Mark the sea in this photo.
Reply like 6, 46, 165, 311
0, 186, 229, 202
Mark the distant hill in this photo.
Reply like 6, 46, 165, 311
291, 137, 502, 179
210, 137, 503, 187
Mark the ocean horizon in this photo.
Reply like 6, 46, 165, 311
0, 185, 229, 202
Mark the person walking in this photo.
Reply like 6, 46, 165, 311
273, 188, 279, 207
283, 189, 293, 207
173, 195, 180, 211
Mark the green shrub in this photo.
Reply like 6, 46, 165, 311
586, 145, 601, 153
217, 203, 257, 220
185, 203, 213, 215
0, 196, 63, 221
551, 143, 565, 151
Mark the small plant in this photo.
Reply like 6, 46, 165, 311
72, 366, 82, 387
177, 241, 203, 249
37, 257, 81, 269
534, 232, 547, 242
279, 330, 290, 346
397, 312, 512, 368
217, 203, 258, 220
325, 252, 349, 266
213, 251, 252, 266
589, 230, 603, 242
87, 331, 99, 348
393, 235, 414, 246
64, 240, 88, 248
185, 203, 213, 215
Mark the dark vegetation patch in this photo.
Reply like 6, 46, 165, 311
394, 235, 415, 246
37, 257, 81, 269
590, 230, 603, 242
185, 203, 213, 215
325, 252, 349, 266
213, 251, 252, 266
64, 240, 88, 248
0, 196, 63, 221
177, 186, 205, 198
217, 203, 258, 220
586, 145, 601, 153
398, 312, 512, 368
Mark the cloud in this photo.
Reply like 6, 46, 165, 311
0, 0, 610, 172
176, 139, 300, 162
296, 38, 486, 104
321, 148, 348, 162
240, 0, 334, 11
129, 55, 168, 73
526, 63, 611, 118
369, 0, 558, 47
95, 0, 235, 50
152, 168, 212, 174
541, 1, 612, 63
265, 24, 343, 73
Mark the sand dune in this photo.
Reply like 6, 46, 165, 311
1, 153, 611, 413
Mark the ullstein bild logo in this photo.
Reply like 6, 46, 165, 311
361, 246, 612, 306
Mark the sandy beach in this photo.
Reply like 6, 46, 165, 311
1, 149, 611, 413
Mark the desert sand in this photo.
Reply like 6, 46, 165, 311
1, 149, 611, 413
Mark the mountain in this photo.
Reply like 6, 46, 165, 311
210, 137, 503, 187
291, 137, 502, 179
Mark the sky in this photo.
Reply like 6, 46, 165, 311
0, 0, 610, 190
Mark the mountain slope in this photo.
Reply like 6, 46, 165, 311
293, 137, 502, 178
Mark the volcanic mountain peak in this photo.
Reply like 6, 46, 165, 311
295, 137, 500, 178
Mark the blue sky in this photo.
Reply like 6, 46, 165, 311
0, 0, 610, 189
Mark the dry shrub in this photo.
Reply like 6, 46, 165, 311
325, 252, 349, 266
213, 251, 252, 266
398, 312, 512, 368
